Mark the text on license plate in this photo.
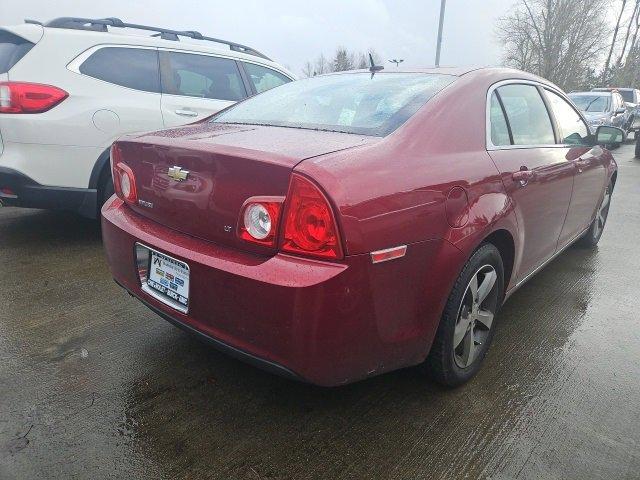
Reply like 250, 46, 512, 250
146, 251, 190, 309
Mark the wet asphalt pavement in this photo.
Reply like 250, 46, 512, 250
1, 144, 640, 480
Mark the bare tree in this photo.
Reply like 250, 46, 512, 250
301, 61, 315, 78
314, 53, 330, 75
603, 0, 628, 82
497, 0, 611, 90
616, 0, 640, 66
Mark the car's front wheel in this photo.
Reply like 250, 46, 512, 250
425, 243, 504, 387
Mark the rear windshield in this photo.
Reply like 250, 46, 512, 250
0, 30, 34, 74
211, 72, 456, 136
569, 94, 610, 113
619, 90, 634, 103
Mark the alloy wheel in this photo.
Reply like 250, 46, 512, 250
453, 264, 499, 368
593, 186, 611, 239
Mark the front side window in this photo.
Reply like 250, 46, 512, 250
160, 52, 246, 101
489, 92, 511, 146
243, 62, 291, 93
212, 72, 456, 136
79, 47, 160, 93
497, 84, 555, 145
545, 90, 589, 145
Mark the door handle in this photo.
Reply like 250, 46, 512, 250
575, 158, 590, 173
512, 168, 535, 187
175, 109, 198, 117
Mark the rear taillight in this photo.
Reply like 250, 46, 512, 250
280, 174, 343, 260
110, 144, 137, 204
0, 82, 68, 113
238, 197, 284, 247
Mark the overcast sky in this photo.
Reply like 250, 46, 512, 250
1, 0, 518, 75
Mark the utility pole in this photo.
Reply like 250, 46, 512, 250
389, 59, 404, 67
435, 0, 447, 67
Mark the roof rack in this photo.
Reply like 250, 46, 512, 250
28, 17, 271, 60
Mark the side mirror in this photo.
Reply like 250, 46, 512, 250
616, 107, 626, 114
595, 125, 624, 146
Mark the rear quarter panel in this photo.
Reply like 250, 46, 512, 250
297, 69, 520, 283
294, 70, 524, 366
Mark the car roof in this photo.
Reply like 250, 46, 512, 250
316, 67, 572, 94
570, 91, 610, 96
1, 21, 295, 79
593, 87, 634, 91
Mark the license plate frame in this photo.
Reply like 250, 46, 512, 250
139, 246, 190, 314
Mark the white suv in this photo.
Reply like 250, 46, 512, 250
0, 17, 294, 217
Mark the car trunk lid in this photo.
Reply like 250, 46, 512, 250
116, 122, 375, 251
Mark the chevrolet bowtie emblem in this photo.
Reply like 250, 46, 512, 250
167, 166, 189, 181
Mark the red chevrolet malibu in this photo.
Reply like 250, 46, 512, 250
102, 67, 620, 386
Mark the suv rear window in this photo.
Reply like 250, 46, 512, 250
79, 47, 160, 93
0, 30, 34, 74
242, 62, 291, 93
159, 51, 246, 101
619, 90, 634, 103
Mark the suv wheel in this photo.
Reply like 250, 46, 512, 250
98, 169, 115, 215
425, 243, 504, 387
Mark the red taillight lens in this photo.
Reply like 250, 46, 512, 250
0, 82, 68, 113
238, 197, 284, 247
280, 174, 343, 259
110, 144, 137, 204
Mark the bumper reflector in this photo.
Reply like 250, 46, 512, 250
371, 245, 407, 264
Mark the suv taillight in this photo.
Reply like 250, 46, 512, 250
280, 174, 343, 260
0, 82, 68, 113
110, 144, 137, 204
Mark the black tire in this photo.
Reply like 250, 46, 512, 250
98, 170, 115, 215
635, 134, 640, 158
425, 243, 504, 387
576, 182, 612, 248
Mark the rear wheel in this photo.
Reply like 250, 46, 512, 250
635, 134, 640, 158
98, 167, 114, 215
425, 243, 504, 387
576, 183, 612, 248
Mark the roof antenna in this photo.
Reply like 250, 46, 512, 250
368, 53, 384, 78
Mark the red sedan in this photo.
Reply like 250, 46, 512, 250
102, 68, 620, 386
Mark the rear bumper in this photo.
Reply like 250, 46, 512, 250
124, 284, 303, 382
101, 197, 463, 386
0, 167, 97, 217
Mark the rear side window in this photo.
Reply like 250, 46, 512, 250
545, 90, 589, 145
79, 47, 160, 93
0, 30, 34, 74
497, 84, 555, 145
243, 62, 291, 94
160, 52, 246, 101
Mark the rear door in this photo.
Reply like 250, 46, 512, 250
543, 88, 608, 246
487, 82, 575, 280
159, 51, 248, 126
